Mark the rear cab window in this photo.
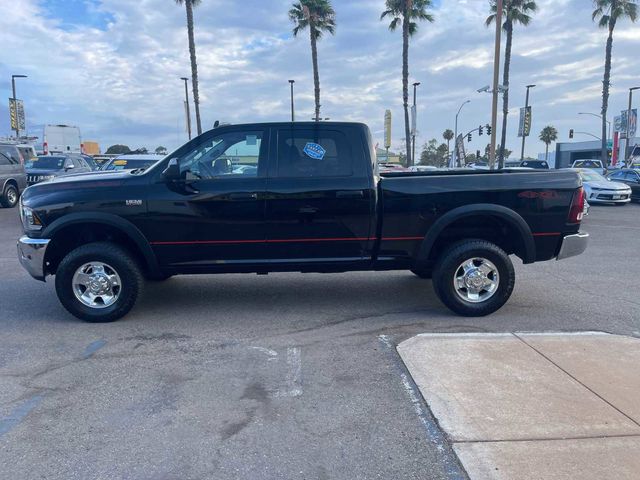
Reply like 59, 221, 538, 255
274, 126, 366, 178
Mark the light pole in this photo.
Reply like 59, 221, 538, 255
11, 74, 27, 139
453, 100, 470, 167
520, 84, 536, 161
412, 82, 420, 165
489, 0, 503, 170
578, 112, 611, 140
180, 77, 192, 140
289, 80, 295, 122
625, 87, 640, 165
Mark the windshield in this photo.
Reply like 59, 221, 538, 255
104, 158, 159, 171
574, 160, 601, 168
579, 170, 606, 182
26, 156, 66, 170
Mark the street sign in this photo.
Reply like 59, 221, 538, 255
614, 115, 623, 133
455, 133, 466, 165
384, 110, 392, 149
619, 109, 638, 138
518, 106, 532, 138
9, 98, 26, 131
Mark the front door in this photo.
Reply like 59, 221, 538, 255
264, 125, 374, 264
145, 127, 269, 270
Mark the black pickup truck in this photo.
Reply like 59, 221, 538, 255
18, 122, 588, 322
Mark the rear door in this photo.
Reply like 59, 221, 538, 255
623, 171, 640, 200
264, 125, 374, 263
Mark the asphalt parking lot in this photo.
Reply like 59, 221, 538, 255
1, 202, 639, 480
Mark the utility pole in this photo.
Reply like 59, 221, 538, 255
11, 74, 27, 139
520, 84, 536, 162
180, 77, 192, 140
454, 100, 470, 168
412, 82, 420, 165
489, 0, 503, 170
625, 87, 639, 165
289, 80, 295, 122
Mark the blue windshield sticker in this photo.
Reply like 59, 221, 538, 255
303, 142, 326, 160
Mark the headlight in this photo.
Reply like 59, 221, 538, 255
20, 204, 43, 231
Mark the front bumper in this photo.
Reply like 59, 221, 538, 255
557, 232, 589, 261
588, 191, 632, 203
17, 236, 50, 281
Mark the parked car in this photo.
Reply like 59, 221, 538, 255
607, 169, 640, 202
18, 121, 588, 323
408, 165, 439, 172
25, 155, 93, 185
16, 144, 38, 165
101, 154, 163, 172
0, 147, 27, 208
571, 159, 606, 175
575, 168, 631, 205
504, 160, 522, 168
42, 124, 82, 155
73, 154, 99, 171
520, 160, 550, 169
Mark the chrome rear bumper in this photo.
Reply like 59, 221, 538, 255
17, 236, 50, 281
557, 232, 589, 261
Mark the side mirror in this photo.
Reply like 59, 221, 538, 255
162, 158, 181, 180
65, 163, 75, 171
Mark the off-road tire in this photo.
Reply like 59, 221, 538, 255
55, 242, 143, 322
432, 239, 515, 317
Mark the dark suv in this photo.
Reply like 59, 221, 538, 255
0, 145, 27, 208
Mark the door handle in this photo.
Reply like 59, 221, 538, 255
229, 192, 258, 200
336, 190, 365, 199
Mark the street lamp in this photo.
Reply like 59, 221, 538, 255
489, 0, 504, 169
520, 84, 536, 161
11, 74, 27, 139
578, 112, 611, 140
625, 87, 640, 165
453, 100, 471, 167
180, 77, 192, 140
411, 82, 421, 166
288, 80, 295, 122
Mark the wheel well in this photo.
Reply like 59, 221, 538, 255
3, 179, 18, 191
45, 223, 149, 276
427, 215, 528, 263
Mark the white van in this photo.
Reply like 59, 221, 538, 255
43, 125, 82, 155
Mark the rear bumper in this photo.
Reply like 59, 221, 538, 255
17, 236, 50, 281
557, 232, 589, 261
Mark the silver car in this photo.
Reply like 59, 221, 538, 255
576, 168, 631, 205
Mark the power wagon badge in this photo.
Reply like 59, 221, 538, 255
303, 142, 326, 160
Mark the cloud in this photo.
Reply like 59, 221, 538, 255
0, 0, 636, 157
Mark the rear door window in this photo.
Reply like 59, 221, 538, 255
276, 128, 353, 178
0, 146, 21, 164
0, 152, 11, 166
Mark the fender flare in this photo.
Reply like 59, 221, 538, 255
418, 204, 536, 264
42, 212, 161, 275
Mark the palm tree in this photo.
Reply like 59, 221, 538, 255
443, 129, 454, 160
289, 0, 336, 122
593, 0, 638, 165
381, 0, 434, 167
486, 0, 537, 169
175, 0, 203, 136
539, 126, 558, 161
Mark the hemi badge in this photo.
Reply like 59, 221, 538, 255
126, 200, 143, 206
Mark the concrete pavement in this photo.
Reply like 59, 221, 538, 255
398, 332, 640, 480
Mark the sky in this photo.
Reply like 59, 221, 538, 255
0, 0, 638, 157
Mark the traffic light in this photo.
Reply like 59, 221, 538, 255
486, 125, 492, 135
569, 129, 574, 139
479, 125, 484, 136
467, 133, 472, 142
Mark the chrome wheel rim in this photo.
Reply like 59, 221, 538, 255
453, 257, 500, 303
72, 262, 121, 309
6, 188, 17, 205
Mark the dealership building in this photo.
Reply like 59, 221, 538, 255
552, 136, 639, 169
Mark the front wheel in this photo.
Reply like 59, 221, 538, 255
55, 242, 144, 322
432, 240, 515, 317
1, 184, 19, 208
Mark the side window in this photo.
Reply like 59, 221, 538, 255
276, 129, 353, 178
0, 146, 20, 164
625, 172, 639, 183
610, 171, 624, 179
0, 152, 11, 166
179, 130, 264, 180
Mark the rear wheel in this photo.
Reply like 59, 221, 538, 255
55, 242, 143, 322
432, 239, 515, 317
1, 184, 19, 208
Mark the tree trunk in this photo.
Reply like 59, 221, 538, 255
498, 20, 513, 170
185, 0, 202, 135
545, 143, 549, 161
601, 24, 614, 166
402, 2, 412, 167
310, 24, 321, 122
